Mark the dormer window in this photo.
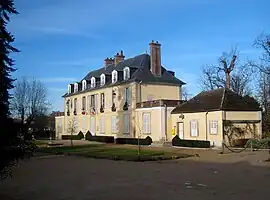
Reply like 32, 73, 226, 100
123, 67, 130, 80
100, 74, 105, 86
112, 70, 118, 83
82, 80, 87, 90
74, 83, 78, 92
68, 84, 72, 94
91, 77, 96, 88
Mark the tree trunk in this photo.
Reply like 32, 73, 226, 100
225, 72, 230, 89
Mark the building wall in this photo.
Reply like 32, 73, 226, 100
171, 111, 223, 147
140, 84, 181, 101
223, 111, 262, 140
60, 81, 181, 139
55, 116, 65, 139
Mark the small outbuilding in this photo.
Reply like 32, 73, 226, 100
171, 88, 262, 147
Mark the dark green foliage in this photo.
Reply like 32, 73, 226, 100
232, 139, 249, 147
77, 131, 84, 139
115, 136, 153, 145
85, 131, 91, 140
85, 135, 114, 143
172, 135, 210, 148
61, 132, 83, 140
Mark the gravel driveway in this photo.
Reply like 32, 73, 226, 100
1, 152, 270, 200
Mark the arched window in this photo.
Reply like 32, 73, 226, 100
74, 83, 78, 92
112, 70, 118, 83
68, 84, 72, 94
91, 77, 96, 88
123, 67, 130, 80
82, 80, 87, 90
100, 74, 105, 86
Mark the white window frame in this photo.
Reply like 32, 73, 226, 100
111, 116, 118, 133
190, 120, 198, 137
142, 113, 151, 134
123, 67, 130, 80
209, 120, 218, 135
100, 74, 105, 86
82, 80, 87, 90
91, 77, 96, 88
100, 116, 105, 134
123, 114, 130, 134
112, 70, 118, 83
68, 84, 72, 94
74, 83, 78, 92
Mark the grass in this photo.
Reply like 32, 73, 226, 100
34, 140, 49, 146
36, 144, 191, 161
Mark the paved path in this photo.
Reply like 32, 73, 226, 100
1, 152, 270, 200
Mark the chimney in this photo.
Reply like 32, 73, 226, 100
114, 50, 125, 65
149, 40, 161, 76
104, 57, 114, 68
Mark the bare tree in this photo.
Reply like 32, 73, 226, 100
182, 86, 192, 101
11, 77, 50, 136
200, 48, 253, 96
67, 117, 78, 147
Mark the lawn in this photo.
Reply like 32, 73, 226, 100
36, 144, 191, 161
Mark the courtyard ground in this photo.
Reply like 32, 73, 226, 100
0, 148, 270, 200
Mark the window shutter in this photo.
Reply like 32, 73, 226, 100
190, 121, 198, 137
111, 116, 116, 133
95, 94, 99, 113
124, 114, 130, 134
128, 87, 132, 106
100, 116, 105, 134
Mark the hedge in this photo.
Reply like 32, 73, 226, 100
115, 136, 152, 145
232, 138, 249, 147
85, 131, 114, 143
172, 135, 210, 148
61, 131, 84, 140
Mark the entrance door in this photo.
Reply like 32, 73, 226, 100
178, 122, 184, 139
90, 116, 96, 135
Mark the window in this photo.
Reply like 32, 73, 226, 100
123, 67, 130, 80
209, 121, 218, 134
100, 116, 105, 134
112, 70, 118, 83
112, 90, 116, 106
66, 99, 70, 114
82, 80, 87, 90
111, 116, 119, 133
124, 87, 131, 105
90, 95, 95, 108
91, 77, 96, 88
87, 95, 91, 110
68, 85, 72, 94
74, 83, 78, 92
124, 114, 130, 134
100, 93, 105, 108
143, 113, 151, 134
100, 74, 105, 86
74, 98, 77, 114
82, 96, 86, 111
190, 120, 198, 137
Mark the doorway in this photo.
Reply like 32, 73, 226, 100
177, 122, 184, 139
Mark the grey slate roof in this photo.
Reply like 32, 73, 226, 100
64, 54, 185, 97
171, 88, 261, 114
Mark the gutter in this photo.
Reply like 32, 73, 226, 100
205, 111, 209, 141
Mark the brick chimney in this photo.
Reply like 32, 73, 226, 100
104, 57, 114, 68
114, 50, 125, 65
149, 40, 161, 76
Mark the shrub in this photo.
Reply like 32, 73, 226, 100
172, 136, 210, 148
85, 135, 114, 143
78, 131, 84, 139
85, 131, 91, 140
61, 132, 83, 140
232, 139, 249, 147
115, 137, 152, 145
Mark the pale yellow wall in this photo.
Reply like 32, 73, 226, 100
135, 107, 162, 141
55, 116, 65, 139
223, 111, 262, 140
171, 111, 223, 146
140, 84, 181, 101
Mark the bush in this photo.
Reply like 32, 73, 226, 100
232, 139, 249, 147
85, 134, 114, 143
115, 136, 152, 145
61, 132, 83, 140
78, 131, 84, 139
172, 135, 210, 148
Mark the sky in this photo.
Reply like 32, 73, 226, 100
8, 0, 270, 111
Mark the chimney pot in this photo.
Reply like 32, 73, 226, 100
114, 51, 125, 65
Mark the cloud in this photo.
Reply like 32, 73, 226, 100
40, 77, 77, 83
